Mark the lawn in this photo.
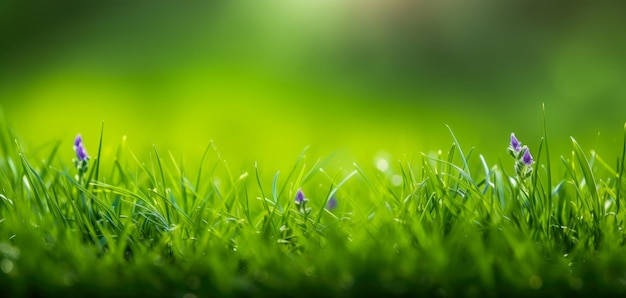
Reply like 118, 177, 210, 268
1, 110, 625, 297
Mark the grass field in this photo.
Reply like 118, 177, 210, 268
2, 2, 626, 297
1, 110, 625, 297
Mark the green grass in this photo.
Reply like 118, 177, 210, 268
1, 115, 626, 298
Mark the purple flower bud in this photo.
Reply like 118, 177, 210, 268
74, 134, 84, 149
76, 143, 89, 161
510, 133, 522, 153
74, 134, 88, 161
327, 196, 337, 210
522, 147, 534, 166
295, 188, 305, 204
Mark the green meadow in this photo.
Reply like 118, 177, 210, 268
1, 1, 626, 297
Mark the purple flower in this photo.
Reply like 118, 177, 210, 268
74, 134, 89, 161
74, 134, 83, 149
327, 196, 337, 210
510, 133, 522, 153
295, 188, 305, 204
522, 147, 534, 166
76, 143, 88, 161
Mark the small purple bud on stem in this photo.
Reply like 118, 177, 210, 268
522, 147, 534, 166
295, 188, 305, 204
74, 134, 83, 149
327, 196, 337, 210
510, 133, 522, 153
76, 143, 88, 161
74, 134, 89, 161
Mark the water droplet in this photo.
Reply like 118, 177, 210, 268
376, 159, 389, 172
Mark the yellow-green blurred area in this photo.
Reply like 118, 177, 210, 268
1, 0, 625, 171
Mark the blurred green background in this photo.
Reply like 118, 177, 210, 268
1, 0, 625, 170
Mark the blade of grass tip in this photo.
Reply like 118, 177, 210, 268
86, 121, 104, 189
110, 136, 127, 182
446, 125, 472, 179
255, 161, 270, 212
277, 145, 310, 199
15, 140, 52, 212
571, 137, 601, 217
128, 149, 156, 185
542, 103, 553, 200
530, 137, 548, 237
152, 145, 173, 227
39, 140, 61, 182
48, 178, 70, 227
316, 170, 357, 224
593, 151, 618, 177
532, 137, 544, 199
196, 141, 214, 191
0, 109, 13, 157
493, 167, 506, 209
219, 158, 241, 214
301, 158, 322, 185
242, 184, 252, 226
153, 145, 167, 194
353, 162, 377, 194
405, 159, 420, 193
444, 144, 455, 186
478, 154, 490, 195
169, 151, 189, 211
272, 170, 283, 212
616, 122, 626, 215
398, 161, 412, 199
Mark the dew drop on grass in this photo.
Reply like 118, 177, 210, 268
376, 159, 389, 172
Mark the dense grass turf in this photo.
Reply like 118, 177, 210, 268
1, 113, 626, 297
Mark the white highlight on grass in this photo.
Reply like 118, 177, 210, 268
605, 200, 612, 211
376, 159, 389, 172
213, 177, 221, 188
0, 194, 13, 206
22, 176, 30, 192
391, 175, 403, 186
